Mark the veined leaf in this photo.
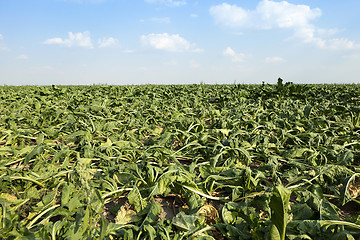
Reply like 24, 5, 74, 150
127, 186, 147, 212
172, 212, 198, 232
270, 185, 292, 240
25, 145, 44, 164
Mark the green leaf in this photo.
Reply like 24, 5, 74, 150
143, 224, 157, 240
141, 199, 162, 226
127, 186, 147, 212
26, 186, 40, 200
319, 200, 340, 220
80, 207, 90, 235
99, 215, 109, 240
61, 183, 76, 205
51, 221, 67, 240
36, 133, 45, 145
100, 138, 112, 147
172, 212, 198, 232
214, 224, 243, 239
291, 204, 313, 220
303, 105, 313, 118
270, 224, 281, 240
287, 220, 321, 237
331, 232, 356, 240
25, 145, 44, 164
270, 185, 292, 240
88, 188, 104, 213
42, 189, 57, 206
319, 220, 360, 230
337, 151, 354, 166
67, 195, 83, 213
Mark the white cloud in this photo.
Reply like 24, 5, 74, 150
98, 37, 119, 48
141, 33, 200, 52
223, 47, 236, 56
17, 54, 29, 60
144, 0, 186, 7
0, 34, 3, 40
210, 0, 360, 50
256, 0, 321, 29
316, 28, 341, 38
44, 31, 93, 48
321, 38, 360, 50
265, 56, 286, 63
190, 14, 198, 18
293, 26, 360, 50
210, 3, 250, 28
210, 1, 321, 29
223, 46, 246, 62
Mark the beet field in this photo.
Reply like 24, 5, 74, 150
1, 80, 360, 239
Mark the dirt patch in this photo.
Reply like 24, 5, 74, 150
103, 194, 187, 222
156, 194, 187, 221
349, 177, 360, 198
103, 196, 128, 222
338, 201, 360, 221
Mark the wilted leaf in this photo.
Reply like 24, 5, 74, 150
115, 206, 139, 224
197, 204, 219, 225
0, 193, 18, 203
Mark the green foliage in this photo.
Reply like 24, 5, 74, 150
1, 83, 360, 239
270, 185, 291, 240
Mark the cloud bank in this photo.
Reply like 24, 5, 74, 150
44, 32, 119, 49
98, 37, 119, 48
44, 31, 93, 48
210, 0, 360, 50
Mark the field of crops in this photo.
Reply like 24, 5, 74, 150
1, 80, 360, 239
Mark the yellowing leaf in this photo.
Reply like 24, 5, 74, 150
115, 205, 139, 224
197, 204, 219, 225
153, 127, 164, 135
101, 138, 112, 147
0, 193, 18, 203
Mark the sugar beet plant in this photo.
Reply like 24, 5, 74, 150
1, 80, 360, 239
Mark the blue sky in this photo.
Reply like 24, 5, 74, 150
1, 0, 360, 85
